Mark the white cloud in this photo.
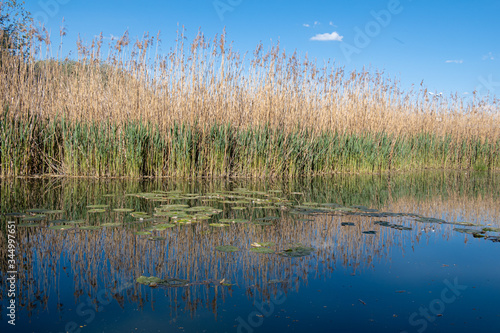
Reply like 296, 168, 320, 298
482, 52, 494, 60
314, 21, 320, 26
310, 31, 343, 41
445, 60, 463, 64
303, 23, 310, 28
329, 21, 337, 27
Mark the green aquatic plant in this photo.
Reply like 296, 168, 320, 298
278, 246, 315, 258
215, 245, 240, 253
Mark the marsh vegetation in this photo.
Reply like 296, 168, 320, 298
1, 29, 499, 177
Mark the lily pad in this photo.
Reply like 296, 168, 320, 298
4, 212, 25, 217
79, 226, 101, 230
154, 223, 176, 230
185, 206, 215, 212
251, 242, 275, 247
278, 246, 315, 258
101, 223, 121, 227
341, 222, 355, 226
26, 209, 50, 214
209, 223, 229, 227
17, 223, 41, 227
193, 214, 211, 220
255, 216, 279, 221
219, 218, 249, 224
159, 204, 190, 210
22, 215, 46, 221
148, 236, 166, 241
483, 227, 500, 233
49, 219, 69, 224
417, 217, 446, 224
486, 236, 500, 243
134, 231, 152, 235
45, 210, 65, 214
362, 230, 377, 235
48, 225, 72, 231
136, 276, 163, 285
88, 209, 106, 213
251, 221, 273, 226
66, 219, 86, 224
113, 208, 134, 213
454, 228, 482, 235
86, 204, 109, 209
216, 245, 240, 253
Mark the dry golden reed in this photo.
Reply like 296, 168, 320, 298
1, 28, 499, 177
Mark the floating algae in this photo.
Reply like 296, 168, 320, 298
341, 222, 355, 226
362, 230, 377, 235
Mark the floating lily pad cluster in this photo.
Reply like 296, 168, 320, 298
453, 226, 500, 243
4, 188, 499, 247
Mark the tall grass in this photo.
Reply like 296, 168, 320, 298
0, 28, 499, 177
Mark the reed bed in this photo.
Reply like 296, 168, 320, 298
1, 29, 499, 177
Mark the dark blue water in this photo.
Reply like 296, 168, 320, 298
1, 173, 499, 333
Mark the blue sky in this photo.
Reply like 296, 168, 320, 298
25, 0, 500, 97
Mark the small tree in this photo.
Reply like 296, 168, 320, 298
0, 0, 33, 56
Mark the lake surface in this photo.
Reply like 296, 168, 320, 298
1, 172, 500, 333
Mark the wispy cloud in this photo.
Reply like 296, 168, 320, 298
329, 21, 337, 27
482, 52, 494, 61
445, 60, 463, 64
310, 31, 343, 42
303, 23, 310, 28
